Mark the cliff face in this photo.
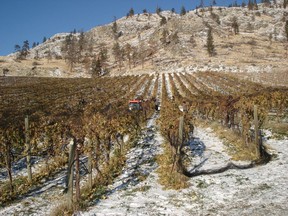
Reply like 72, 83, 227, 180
1, 3, 287, 79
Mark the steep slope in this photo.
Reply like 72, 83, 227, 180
0, 3, 287, 84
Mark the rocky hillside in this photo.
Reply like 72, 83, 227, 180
0, 3, 287, 84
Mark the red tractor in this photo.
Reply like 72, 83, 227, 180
128, 99, 143, 111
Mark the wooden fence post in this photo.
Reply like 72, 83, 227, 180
171, 116, 185, 173
67, 139, 76, 208
75, 144, 80, 206
4, 142, 13, 194
178, 116, 184, 149
87, 139, 93, 190
25, 116, 32, 183
254, 105, 260, 158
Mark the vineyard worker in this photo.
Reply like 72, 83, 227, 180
155, 100, 160, 111
155, 103, 159, 111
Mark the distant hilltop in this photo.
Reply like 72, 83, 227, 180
1, 2, 288, 78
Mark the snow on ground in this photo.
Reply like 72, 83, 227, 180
186, 127, 231, 172
164, 73, 173, 99
1, 112, 287, 215
0, 157, 88, 216
170, 73, 186, 98
0, 169, 65, 216
135, 78, 149, 98
0, 157, 42, 181
146, 75, 156, 98
81, 126, 288, 216
177, 73, 197, 96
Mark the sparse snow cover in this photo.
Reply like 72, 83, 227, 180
164, 73, 173, 99
146, 75, 157, 98
2, 3, 288, 78
135, 78, 149, 97
170, 73, 186, 98
79, 123, 288, 216
50, 68, 62, 77
0, 110, 288, 215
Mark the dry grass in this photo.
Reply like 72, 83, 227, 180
50, 201, 76, 216
157, 143, 190, 190
0, 155, 67, 206
196, 119, 258, 161
50, 151, 126, 216
0, 176, 28, 206
81, 150, 126, 203
264, 121, 288, 139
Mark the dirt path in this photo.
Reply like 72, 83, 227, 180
83, 112, 167, 215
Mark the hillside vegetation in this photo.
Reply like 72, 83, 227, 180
0, 3, 287, 87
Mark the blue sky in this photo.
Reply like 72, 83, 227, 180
0, 0, 253, 56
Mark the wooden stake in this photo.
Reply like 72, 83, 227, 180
254, 105, 260, 158
75, 145, 80, 206
25, 116, 32, 183
87, 139, 93, 190
178, 116, 184, 148
67, 139, 76, 208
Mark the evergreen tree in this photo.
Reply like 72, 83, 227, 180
14, 44, 20, 53
112, 42, 121, 60
61, 33, 78, 71
171, 8, 175, 13
128, 8, 135, 17
78, 31, 86, 61
161, 29, 169, 44
248, 0, 253, 10
112, 42, 124, 69
99, 47, 108, 64
32, 42, 37, 48
156, 6, 162, 14
91, 57, 102, 77
34, 50, 39, 60
180, 6, 187, 16
43, 36, 47, 43
143, 9, 147, 14
232, 17, 239, 34
112, 17, 118, 40
206, 27, 215, 56
21, 40, 30, 59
